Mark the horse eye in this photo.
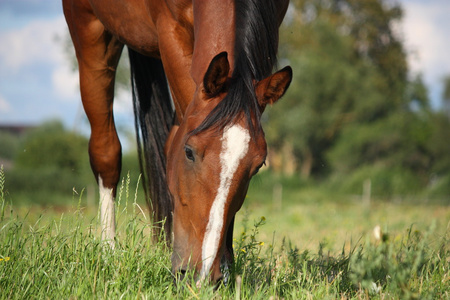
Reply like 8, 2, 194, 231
254, 161, 266, 175
184, 146, 195, 162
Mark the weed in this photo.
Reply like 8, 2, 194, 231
0, 165, 5, 221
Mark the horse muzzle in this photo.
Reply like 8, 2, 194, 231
171, 253, 231, 287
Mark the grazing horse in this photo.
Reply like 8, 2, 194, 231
63, 0, 292, 284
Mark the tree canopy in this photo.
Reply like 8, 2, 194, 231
265, 0, 449, 198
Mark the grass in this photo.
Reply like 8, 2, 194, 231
1, 167, 449, 299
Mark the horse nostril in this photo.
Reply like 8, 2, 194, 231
175, 269, 187, 283
214, 275, 224, 290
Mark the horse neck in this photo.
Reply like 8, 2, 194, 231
190, 0, 236, 84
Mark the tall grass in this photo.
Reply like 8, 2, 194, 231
0, 168, 449, 299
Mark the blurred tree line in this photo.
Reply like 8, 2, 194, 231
266, 0, 450, 199
0, 120, 141, 205
0, 121, 90, 204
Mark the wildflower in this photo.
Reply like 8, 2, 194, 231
370, 282, 382, 294
0, 257, 10, 262
261, 216, 266, 222
373, 225, 381, 241
259, 242, 264, 246
240, 248, 246, 253
373, 225, 389, 242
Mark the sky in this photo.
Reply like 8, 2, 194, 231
0, 0, 449, 132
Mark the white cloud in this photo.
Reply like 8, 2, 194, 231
0, 94, 11, 113
0, 16, 80, 103
52, 62, 79, 101
114, 89, 134, 115
400, 0, 450, 107
0, 17, 66, 71
401, 1, 450, 77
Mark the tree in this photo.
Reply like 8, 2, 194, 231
267, 0, 411, 178
426, 112, 450, 175
0, 132, 20, 162
15, 120, 89, 175
442, 75, 450, 116
3, 121, 92, 202
268, 19, 385, 177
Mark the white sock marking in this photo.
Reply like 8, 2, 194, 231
200, 124, 250, 280
99, 176, 116, 248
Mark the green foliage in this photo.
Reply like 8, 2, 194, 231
264, 0, 450, 202
269, 20, 381, 176
443, 75, 450, 106
232, 216, 268, 288
328, 112, 432, 174
5, 167, 88, 205
3, 120, 143, 206
3, 121, 91, 204
0, 131, 20, 161
269, 0, 415, 178
15, 120, 89, 174
426, 174, 450, 201
347, 224, 448, 298
329, 165, 422, 198
426, 112, 450, 175
0, 165, 5, 221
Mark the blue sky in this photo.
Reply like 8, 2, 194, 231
0, 0, 134, 134
0, 0, 449, 132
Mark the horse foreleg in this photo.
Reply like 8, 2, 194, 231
80, 50, 124, 246
82, 57, 124, 247
63, 0, 124, 246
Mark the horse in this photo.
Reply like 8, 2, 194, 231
63, 0, 292, 284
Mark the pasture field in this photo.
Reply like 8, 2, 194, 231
0, 170, 449, 299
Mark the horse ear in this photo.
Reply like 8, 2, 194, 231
255, 66, 292, 109
203, 52, 230, 97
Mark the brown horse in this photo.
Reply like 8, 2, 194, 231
63, 0, 292, 284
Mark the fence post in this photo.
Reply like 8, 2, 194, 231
273, 183, 283, 210
363, 178, 371, 206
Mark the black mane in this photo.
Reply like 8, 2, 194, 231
192, 0, 279, 135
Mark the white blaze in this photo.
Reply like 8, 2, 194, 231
99, 176, 116, 248
200, 124, 250, 281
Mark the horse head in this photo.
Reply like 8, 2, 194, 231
165, 52, 292, 284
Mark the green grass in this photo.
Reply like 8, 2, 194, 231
0, 167, 449, 299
